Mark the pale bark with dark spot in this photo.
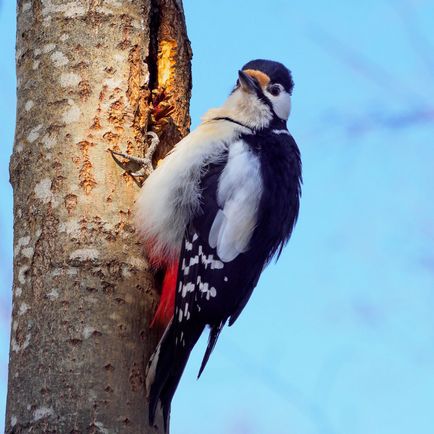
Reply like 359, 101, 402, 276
7, 0, 191, 432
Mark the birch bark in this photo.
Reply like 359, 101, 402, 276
7, 0, 191, 432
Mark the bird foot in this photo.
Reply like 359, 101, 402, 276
109, 131, 160, 178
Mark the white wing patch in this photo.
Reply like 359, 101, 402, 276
209, 140, 263, 262
135, 119, 242, 263
208, 210, 225, 249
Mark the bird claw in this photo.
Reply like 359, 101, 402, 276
145, 131, 160, 161
109, 131, 160, 179
109, 150, 150, 166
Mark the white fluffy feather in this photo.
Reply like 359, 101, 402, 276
136, 111, 251, 263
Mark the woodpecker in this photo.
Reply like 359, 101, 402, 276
121, 59, 302, 430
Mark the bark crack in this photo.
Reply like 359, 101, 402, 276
140, 0, 192, 161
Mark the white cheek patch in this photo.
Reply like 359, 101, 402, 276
266, 90, 291, 120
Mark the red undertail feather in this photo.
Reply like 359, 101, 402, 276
150, 261, 178, 328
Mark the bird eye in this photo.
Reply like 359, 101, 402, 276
269, 85, 281, 96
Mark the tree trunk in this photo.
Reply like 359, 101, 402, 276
7, 1, 191, 432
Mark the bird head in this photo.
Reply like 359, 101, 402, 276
220, 59, 294, 130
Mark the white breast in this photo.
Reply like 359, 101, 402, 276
135, 119, 249, 265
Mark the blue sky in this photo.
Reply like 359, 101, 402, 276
1, 1, 434, 433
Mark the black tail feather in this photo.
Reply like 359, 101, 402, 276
148, 324, 174, 428
147, 320, 204, 432
161, 389, 171, 433
197, 321, 224, 379
159, 371, 182, 432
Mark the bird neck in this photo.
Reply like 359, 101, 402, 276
202, 90, 273, 130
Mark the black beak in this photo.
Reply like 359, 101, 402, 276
238, 70, 259, 93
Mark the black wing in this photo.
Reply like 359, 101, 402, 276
172, 158, 269, 376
